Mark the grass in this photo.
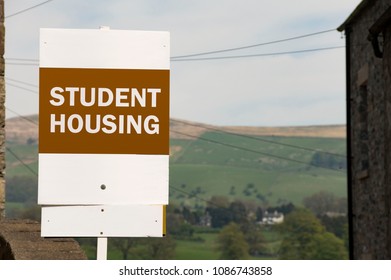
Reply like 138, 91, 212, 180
5, 142, 38, 177
175, 233, 220, 260
170, 164, 346, 207
169, 132, 347, 207
4, 201, 25, 215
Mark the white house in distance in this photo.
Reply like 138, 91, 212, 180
260, 211, 284, 225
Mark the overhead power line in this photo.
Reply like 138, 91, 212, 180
6, 77, 38, 88
171, 46, 345, 62
6, 82, 38, 95
5, 62, 38, 66
6, 147, 38, 177
6, 58, 39, 62
171, 29, 336, 59
5, 58, 39, 67
4, 46, 344, 66
171, 119, 346, 158
6, 0, 55, 19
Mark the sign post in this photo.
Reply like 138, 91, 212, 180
97, 237, 108, 260
38, 28, 170, 258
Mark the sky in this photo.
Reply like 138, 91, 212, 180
4, 0, 362, 127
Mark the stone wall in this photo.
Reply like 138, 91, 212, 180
342, 0, 391, 259
0, 0, 5, 220
0, 220, 87, 260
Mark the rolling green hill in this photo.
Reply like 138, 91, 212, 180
5, 116, 347, 209
169, 130, 346, 207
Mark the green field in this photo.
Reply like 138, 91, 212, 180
175, 232, 220, 260
6, 143, 38, 177
170, 131, 346, 207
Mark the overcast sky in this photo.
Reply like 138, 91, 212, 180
5, 0, 361, 126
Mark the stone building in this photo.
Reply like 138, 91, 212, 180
338, 0, 391, 259
0, 0, 5, 220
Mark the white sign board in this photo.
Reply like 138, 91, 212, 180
41, 205, 165, 237
38, 28, 169, 237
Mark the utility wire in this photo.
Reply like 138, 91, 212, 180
6, 58, 39, 62
171, 46, 345, 61
6, 82, 38, 95
171, 129, 345, 173
6, 147, 38, 177
171, 29, 337, 59
5, 59, 39, 66
5, 62, 38, 66
6, 107, 39, 125
6, 0, 55, 19
4, 45, 344, 66
6, 77, 38, 88
171, 119, 346, 158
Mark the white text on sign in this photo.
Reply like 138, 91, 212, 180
49, 86, 162, 135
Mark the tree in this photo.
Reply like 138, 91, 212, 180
310, 152, 347, 170
240, 221, 266, 256
207, 197, 261, 228
110, 236, 176, 260
208, 206, 232, 228
110, 238, 136, 260
303, 191, 340, 215
166, 212, 184, 234
256, 207, 264, 221
229, 200, 247, 224
217, 223, 249, 260
209, 196, 230, 208
267, 202, 295, 215
279, 208, 347, 259
319, 214, 348, 239
311, 232, 348, 260
206, 196, 231, 228
143, 236, 176, 259
173, 223, 195, 240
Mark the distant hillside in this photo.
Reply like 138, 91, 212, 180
5, 114, 347, 207
6, 115, 39, 144
170, 119, 346, 139
6, 114, 346, 144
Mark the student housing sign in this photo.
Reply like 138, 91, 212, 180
40, 68, 169, 154
38, 28, 169, 237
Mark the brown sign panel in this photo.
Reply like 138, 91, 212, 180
39, 68, 169, 155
